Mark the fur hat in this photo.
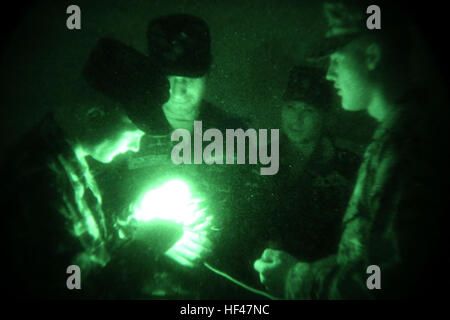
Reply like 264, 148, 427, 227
282, 65, 333, 109
82, 37, 170, 133
147, 14, 212, 77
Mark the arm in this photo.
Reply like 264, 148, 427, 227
254, 139, 402, 299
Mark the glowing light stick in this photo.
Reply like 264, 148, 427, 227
131, 179, 276, 299
132, 179, 209, 267
132, 179, 205, 226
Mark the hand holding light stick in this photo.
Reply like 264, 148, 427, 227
131, 179, 213, 267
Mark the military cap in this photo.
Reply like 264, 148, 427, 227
147, 14, 212, 78
82, 38, 170, 133
282, 65, 333, 109
315, 1, 369, 58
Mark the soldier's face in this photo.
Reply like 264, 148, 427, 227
326, 45, 371, 111
163, 75, 206, 130
281, 101, 322, 145
90, 118, 145, 163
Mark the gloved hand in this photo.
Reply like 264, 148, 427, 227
164, 208, 213, 267
130, 179, 213, 268
133, 218, 184, 253
253, 248, 298, 298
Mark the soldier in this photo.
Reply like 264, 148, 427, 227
83, 38, 217, 298
116, 14, 247, 174
258, 65, 361, 263
253, 1, 443, 299
146, 13, 246, 134
83, 15, 249, 298
1, 78, 156, 298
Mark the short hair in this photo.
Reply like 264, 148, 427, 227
339, 4, 414, 101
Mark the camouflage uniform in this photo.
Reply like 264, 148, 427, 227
283, 100, 441, 299
2, 114, 116, 298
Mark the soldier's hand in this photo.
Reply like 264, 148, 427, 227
133, 218, 184, 253
164, 211, 213, 267
253, 248, 298, 298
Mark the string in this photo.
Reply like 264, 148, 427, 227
203, 262, 278, 300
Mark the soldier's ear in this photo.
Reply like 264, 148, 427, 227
365, 42, 381, 71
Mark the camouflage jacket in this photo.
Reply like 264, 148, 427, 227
284, 109, 441, 299
2, 113, 113, 298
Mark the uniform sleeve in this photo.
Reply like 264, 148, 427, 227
285, 255, 338, 299
3, 160, 82, 297
283, 142, 400, 299
285, 254, 376, 299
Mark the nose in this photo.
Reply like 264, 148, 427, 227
171, 77, 187, 98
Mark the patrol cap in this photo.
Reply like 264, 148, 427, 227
313, 1, 369, 59
282, 65, 333, 109
82, 38, 170, 133
147, 14, 212, 78
313, 1, 406, 60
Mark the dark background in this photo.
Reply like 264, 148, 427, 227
1, 0, 447, 159
1, 1, 447, 159
0, 0, 449, 301
0, 0, 402, 158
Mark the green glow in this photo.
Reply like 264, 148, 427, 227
90, 129, 144, 163
132, 179, 211, 267
163, 76, 206, 131
133, 179, 203, 225
57, 154, 110, 268
59, 155, 102, 240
